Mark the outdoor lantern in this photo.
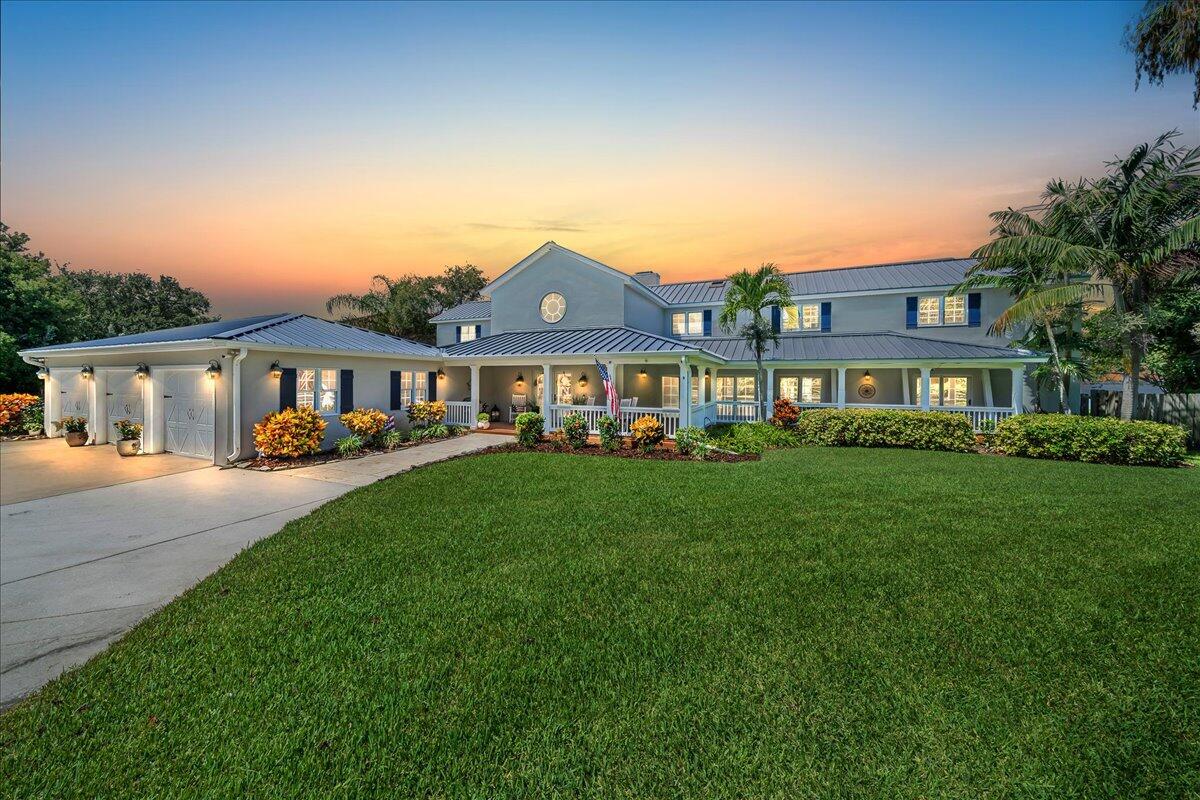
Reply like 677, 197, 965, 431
515, 372, 524, 386
638, 367, 648, 377
135, 362, 150, 380
437, 369, 446, 381
36, 366, 49, 381
862, 370, 873, 382
578, 372, 588, 386
269, 360, 283, 379
80, 365, 94, 380
205, 359, 222, 380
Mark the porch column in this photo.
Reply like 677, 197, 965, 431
469, 364, 481, 427
982, 368, 994, 407
901, 367, 911, 406
542, 363, 553, 426
1010, 366, 1025, 413
679, 358, 691, 428
920, 367, 932, 411
836, 367, 847, 409
90, 369, 109, 445
697, 367, 707, 404
766, 367, 775, 414
43, 371, 61, 437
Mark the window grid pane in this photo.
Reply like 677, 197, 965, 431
717, 377, 734, 401
319, 370, 337, 412
736, 377, 756, 402
781, 306, 800, 332
779, 377, 799, 401
801, 304, 820, 330
942, 376, 968, 406
802, 376, 822, 403
401, 372, 412, 405
297, 368, 316, 410
943, 295, 965, 325
918, 296, 941, 326
458, 325, 477, 342
415, 372, 427, 402
687, 311, 703, 335
672, 313, 686, 336
661, 376, 680, 409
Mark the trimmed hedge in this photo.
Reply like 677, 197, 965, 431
794, 408, 975, 453
994, 414, 1186, 467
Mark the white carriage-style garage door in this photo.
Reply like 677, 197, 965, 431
59, 371, 90, 430
162, 369, 214, 459
106, 369, 144, 441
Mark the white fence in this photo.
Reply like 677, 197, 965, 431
549, 404, 681, 438
443, 401, 475, 427
716, 401, 760, 422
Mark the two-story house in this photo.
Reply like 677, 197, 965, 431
20, 242, 1046, 464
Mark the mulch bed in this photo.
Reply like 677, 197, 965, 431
0, 432, 46, 442
490, 442, 759, 462
231, 436, 458, 471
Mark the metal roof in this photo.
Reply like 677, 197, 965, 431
429, 300, 492, 322
652, 258, 981, 305
21, 313, 442, 358
702, 332, 1039, 362
442, 327, 708, 359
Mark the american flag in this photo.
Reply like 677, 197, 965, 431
596, 360, 619, 416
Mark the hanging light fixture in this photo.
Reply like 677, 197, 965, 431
515, 372, 525, 386
80, 365, 94, 380
204, 359, 222, 380
578, 372, 588, 387
135, 362, 150, 380
269, 360, 283, 379
863, 370, 873, 382
436, 369, 446, 380
638, 367, 648, 377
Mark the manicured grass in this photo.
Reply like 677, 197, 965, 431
2, 449, 1198, 797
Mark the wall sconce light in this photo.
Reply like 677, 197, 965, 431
515, 372, 525, 386
704, 368, 711, 377
578, 372, 588, 387
204, 359, 222, 380
36, 366, 49, 381
269, 360, 283, 379
862, 370, 873, 382
638, 367, 647, 377
80, 365, 94, 380
436, 369, 445, 381
135, 362, 150, 380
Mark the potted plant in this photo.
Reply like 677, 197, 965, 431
476, 412, 491, 430
56, 416, 89, 447
112, 418, 143, 456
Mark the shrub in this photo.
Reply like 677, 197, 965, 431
769, 398, 800, 428
382, 429, 406, 449
477, 412, 490, 423
336, 434, 364, 455
794, 408, 974, 452
415, 423, 450, 440
994, 414, 1186, 467
630, 415, 664, 453
253, 406, 327, 458
339, 408, 389, 439
406, 400, 446, 426
560, 412, 589, 449
20, 400, 44, 435
674, 425, 708, 457
711, 421, 800, 454
514, 412, 544, 448
56, 415, 88, 434
112, 418, 142, 441
0, 393, 39, 433
597, 415, 622, 451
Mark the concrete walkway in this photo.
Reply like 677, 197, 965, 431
0, 433, 508, 708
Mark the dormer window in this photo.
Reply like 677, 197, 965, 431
671, 311, 705, 336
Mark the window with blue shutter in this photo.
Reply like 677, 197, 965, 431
427, 371, 438, 401
702, 309, 712, 336
340, 369, 354, 413
279, 368, 297, 411
906, 297, 918, 329
968, 293, 981, 327
820, 301, 831, 332
771, 306, 781, 333
475, 324, 482, 339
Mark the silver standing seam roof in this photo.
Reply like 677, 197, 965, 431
442, 327, 704, 358
21, 313, 442, 357
701, 332, 1037, 362
429, 300, 492, 323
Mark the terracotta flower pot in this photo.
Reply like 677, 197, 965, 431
64, 431, 88, 447
477, 420, 490, 430
116, 439, 141, 457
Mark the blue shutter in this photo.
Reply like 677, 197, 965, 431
279, 368, 297, 411
339, 369, 354, 413
389, 371, 402, 409
475, 324, 482, 339
820, 301, 832, 332
968, 293, 981, 327
427, 371, 438, 401
455, 326, 461, 343
906, 297, 918, 329
771, 306, 781, 333
702, 309, 712, 337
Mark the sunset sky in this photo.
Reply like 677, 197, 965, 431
2, 0, 1196, 318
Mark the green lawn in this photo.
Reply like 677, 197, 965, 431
2, 449, 1198, 797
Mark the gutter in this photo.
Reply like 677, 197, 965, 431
227, 347, 249, 463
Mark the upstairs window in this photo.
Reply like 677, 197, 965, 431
457, 325, 477, 342
781, 306, 800, 332
918, 295, 966, 326
671, 311, 705, 336
801, 304, 821, 330
917, 296, 941, 326
943, 295, 966, 325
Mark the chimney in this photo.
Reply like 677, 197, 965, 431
633, 270, 660, 287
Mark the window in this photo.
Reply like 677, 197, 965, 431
297, 368, 337, 413
401, 372, 412, 405
801, 304, 821, 330
414, 371, 427, 403
736, 376, 756, 402
781, 306, 800, 332
671, 311, 706, 336
540, 292, 566, 323
662, 376, 680, 408
917, 295, 966, 326
916, 376, 969, 407
555, 372, 573, 404
943, 295, 966, 325
535, 373, 544, 403
691, 379, 699, 406
779, 376, 822, 403
716, 376, 734, 401
457, 325, 477, 342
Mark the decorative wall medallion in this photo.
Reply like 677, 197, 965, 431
857, 383, 876, 399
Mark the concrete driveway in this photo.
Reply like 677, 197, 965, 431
0, 433, 508, 708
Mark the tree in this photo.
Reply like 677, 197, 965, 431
57, 268, 217, 343
718, 264, 794, 422
1128, 0, 1200, 107
1086, 280, 1200, 391
963, 132, 1200, 419
327, 264, 487, 344
0, 223, 81, 391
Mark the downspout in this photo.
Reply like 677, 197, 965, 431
227, 347, 250, 463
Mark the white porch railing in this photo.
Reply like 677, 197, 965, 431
549, 404, 681, 439
691, 401, 718, 428
443, 401, 475, 427
716, 401, 760, 422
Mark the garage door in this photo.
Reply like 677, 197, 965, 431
163, 369, 214, 459
59, 372, 90, 431
106, 370, 144, 441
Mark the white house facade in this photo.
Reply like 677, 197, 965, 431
21, 242, 1049, 463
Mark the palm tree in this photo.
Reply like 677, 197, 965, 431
1127, 0, 1200, 107
718, 264, 794, 421
963, 132, 1200, 419
326, 274, 439, 342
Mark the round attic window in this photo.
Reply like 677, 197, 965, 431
540, 292, 566, 323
